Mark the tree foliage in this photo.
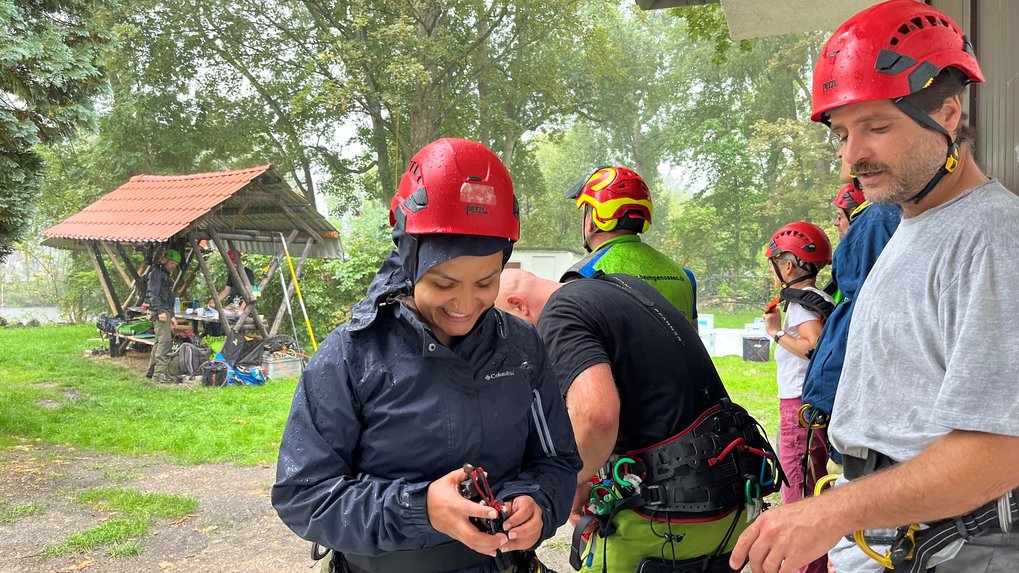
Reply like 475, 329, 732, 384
22, 0, 847, 320
0, 0, 111, 262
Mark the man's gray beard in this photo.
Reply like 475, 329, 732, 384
864, 132, 947, 205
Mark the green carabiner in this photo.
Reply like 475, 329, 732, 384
612, 457, 637, 487
745, 479, 761, 504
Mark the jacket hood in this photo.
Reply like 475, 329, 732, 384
348, 250, 411, 332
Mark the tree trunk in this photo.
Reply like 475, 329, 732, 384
367, 99, 392, 206
476, 20, 492, 149
410, 4, 443, 154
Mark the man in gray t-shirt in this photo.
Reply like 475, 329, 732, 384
730, 3, 1019, 573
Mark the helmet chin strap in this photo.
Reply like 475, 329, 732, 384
581, 206, 598, 253
770, 257, 815, 290
893, 98, 961, 205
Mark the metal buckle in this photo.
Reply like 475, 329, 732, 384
643, 484, 666, 506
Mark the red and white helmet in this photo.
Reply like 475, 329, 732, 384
567, 166, 653, 233
811, 0, 983, 124
390, 138, 519, 241
832, 183, 865, 210
765, 222, 832, 266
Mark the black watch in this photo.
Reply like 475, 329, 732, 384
773, 330, 786, 344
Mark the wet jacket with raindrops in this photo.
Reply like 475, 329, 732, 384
271, 251, 581, 565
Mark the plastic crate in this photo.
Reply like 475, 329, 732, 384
263, 354, 305, 379
742, 336, 771, 362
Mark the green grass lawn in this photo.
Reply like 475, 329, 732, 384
0, 324, 296, 465
0, 323, 780, 464
713, 355, 779, 438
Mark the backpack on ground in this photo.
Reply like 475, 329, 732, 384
176, 342, 210, 377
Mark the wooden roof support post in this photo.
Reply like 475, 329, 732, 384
100, 242, 132, 291
223, 237, 270, 338
178, 264, 200, 297
189, 235, 232, 330
87, 241, 124, 317
270, 235, 315, 336
207, 228, 268, 337
171, 246, 196, 296
114, 243, 145, 307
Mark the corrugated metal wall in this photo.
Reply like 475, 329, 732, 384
934, 0, 1018, 195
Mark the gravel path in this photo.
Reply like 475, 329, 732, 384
0, 441, 575, 573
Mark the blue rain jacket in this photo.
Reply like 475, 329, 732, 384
802, 203, 901, 421
271, 252, 581, 566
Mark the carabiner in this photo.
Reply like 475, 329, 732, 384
853, 524, 920, 570
745, 479, 761, 504
798, 403, 828, 430
813, 473, 839, 496
612, 457, 636, 487
759, 455, 777, 487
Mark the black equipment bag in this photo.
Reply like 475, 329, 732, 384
201, 360, 229, 387
220, 331, 264, 367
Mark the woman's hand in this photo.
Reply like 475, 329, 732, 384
763, 307, 782, 337
427, 467, 508, 556
501, 495, 543, 552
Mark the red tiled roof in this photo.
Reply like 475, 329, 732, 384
43, 165, 272, 243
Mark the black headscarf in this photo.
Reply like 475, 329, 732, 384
393, 227, 513, 284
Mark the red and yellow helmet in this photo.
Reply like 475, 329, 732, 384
566, 166, 653, 233
389, 138, 519, 241
811, 0, 983, 124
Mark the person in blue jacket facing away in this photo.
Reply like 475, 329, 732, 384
798, 184, 900, 451
272, 138, 581, 573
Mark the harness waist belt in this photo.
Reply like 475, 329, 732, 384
627, 401, 782, 515
891, 491, 1019, 573
842, 450, 895, 480
844, 449, 1019, 573
342, 541, 490, 573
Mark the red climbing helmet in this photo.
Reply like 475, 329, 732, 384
765, 222, 832, 265
832, 183, 865, 210
811, 0, 984, 123
567, 166, 653, 233
390, 138, 519, 241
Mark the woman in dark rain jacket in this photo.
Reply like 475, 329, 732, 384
272, 138, 581, 573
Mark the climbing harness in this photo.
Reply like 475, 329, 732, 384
569, 399, 783, 571
845, 450, 1019, 573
